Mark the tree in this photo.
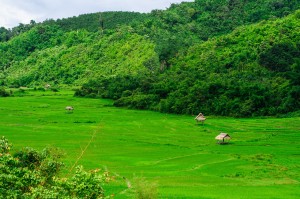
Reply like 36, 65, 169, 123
259, 43, 300, 72
0, 137, 110, 198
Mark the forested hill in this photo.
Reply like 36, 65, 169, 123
133, 0, 300, 65
76, 10, 300, 117
0, 0, 300, 117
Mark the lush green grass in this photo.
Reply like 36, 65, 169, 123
1, 90, 299, 198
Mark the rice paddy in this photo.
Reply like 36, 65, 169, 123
1, 89, 299, 198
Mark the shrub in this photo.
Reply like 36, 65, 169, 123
50, 87, 59, 92
0, 87, 10, 97
114, 94, 159, 110
133, 177, 158, 199
34, 87, 46, 91
0, 137, 109, 198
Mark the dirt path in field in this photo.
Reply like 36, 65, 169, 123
181, 158, 235, 172
68, 124, 102, 173
151, 152, 205, 165
151, 153, 234, 172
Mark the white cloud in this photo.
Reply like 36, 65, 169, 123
0, 1, 42, 27
0, 0, 194, 28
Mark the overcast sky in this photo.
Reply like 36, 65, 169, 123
0, 0, 194, 28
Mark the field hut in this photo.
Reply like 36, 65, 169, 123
215, 133, 231, 144
195, 113, 206, 125
44, 84, 51, 89
65, 106, 74, 113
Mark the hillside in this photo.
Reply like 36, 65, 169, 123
3, 28, 158, 87
1, 0, 299, 66
1, 0, 300, 116
133, 0, 300, 64
77, 10, 300, 117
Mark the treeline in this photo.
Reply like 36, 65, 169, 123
0, 12, 147, 42
43, 11, 148, 32
0, 21, 37, 42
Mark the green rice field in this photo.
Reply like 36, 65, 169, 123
1, 90, 299, 198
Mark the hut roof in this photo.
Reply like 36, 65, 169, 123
215, 133, 231, 140
195, 117, 206, 121
195, 113, 206, 120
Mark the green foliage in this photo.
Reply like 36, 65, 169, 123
132, 0, 300, 64
0, 27, 10, 42
0, 21, 37, 42
0, 87, 10, 97
0, 24, 63, 70
1, 1, 300, 117
132, 177, 158, 199
77, 10, 300, 117
44, 11, 148, 33
0, 136, 11, 153
4, 30, 158, 87
114, 93, 159, 110
0, 138, 108, 198
259, 42, 300, 72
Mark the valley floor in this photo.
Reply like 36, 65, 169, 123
1, 90, 299, 198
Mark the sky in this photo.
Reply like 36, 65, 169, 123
0, 0, 194, 29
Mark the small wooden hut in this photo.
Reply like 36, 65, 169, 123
195, 113, 206, 125
44, 84, 51, 90
215, 133, 231, 144
65, 106, 74, 113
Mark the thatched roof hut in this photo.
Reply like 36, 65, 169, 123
44, 84, 51, 89
215, 133, 231, 144
195, 113, 206, 125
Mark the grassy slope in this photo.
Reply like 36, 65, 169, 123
0, 91, 299, 198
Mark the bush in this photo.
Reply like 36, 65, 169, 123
50, 87, 59, 92
133, 177, 158, 199
0, 87, 10, 97
0, 137, 109, 198
114, 94, 159, 110
34, 87, 46, 91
